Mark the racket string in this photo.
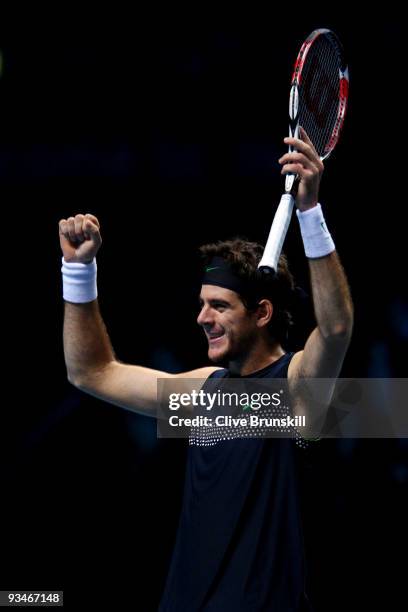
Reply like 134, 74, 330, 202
297, 34, 344, 158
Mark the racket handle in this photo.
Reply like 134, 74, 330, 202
258, 193, 295, 273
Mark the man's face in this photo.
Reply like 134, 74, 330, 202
197, 285, 258, 364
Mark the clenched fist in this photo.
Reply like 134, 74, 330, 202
59, 213, 102, 263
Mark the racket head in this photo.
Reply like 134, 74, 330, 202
289, 28, 349, 161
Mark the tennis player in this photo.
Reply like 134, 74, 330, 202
59, 130, 353, 611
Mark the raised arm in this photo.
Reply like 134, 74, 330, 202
278, 129, 353, 435
59, 214, 219, 418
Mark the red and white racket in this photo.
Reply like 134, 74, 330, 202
258, 28, 349, 273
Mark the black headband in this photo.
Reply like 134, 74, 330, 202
201, 256, 308, 310
202, 256, 256, 296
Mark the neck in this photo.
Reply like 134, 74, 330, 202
228, 339, 285, 376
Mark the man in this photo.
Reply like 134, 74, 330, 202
59, 129, 353, 610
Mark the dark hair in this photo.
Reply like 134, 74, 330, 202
199, 237, 295, 346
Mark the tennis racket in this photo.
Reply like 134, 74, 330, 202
258, 28, 349, 273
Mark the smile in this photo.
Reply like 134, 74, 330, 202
208, 333, 225, 344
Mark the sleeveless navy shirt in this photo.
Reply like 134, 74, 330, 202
159, 353, 313, 611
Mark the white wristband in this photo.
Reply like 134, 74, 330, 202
296, 203, 335, 258
61, 257, 97, 303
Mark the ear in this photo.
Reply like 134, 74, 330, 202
255, 299, 273, 329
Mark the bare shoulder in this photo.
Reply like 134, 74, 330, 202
287, 350, 303, 384
174, 366, 223, 380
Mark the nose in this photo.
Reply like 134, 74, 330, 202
197, 304, 213, 327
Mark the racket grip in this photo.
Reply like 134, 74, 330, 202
258, 193, 295, 273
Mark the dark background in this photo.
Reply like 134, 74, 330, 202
0, 7, 407, 611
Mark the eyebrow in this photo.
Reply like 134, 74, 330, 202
198, 297, 231, 307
